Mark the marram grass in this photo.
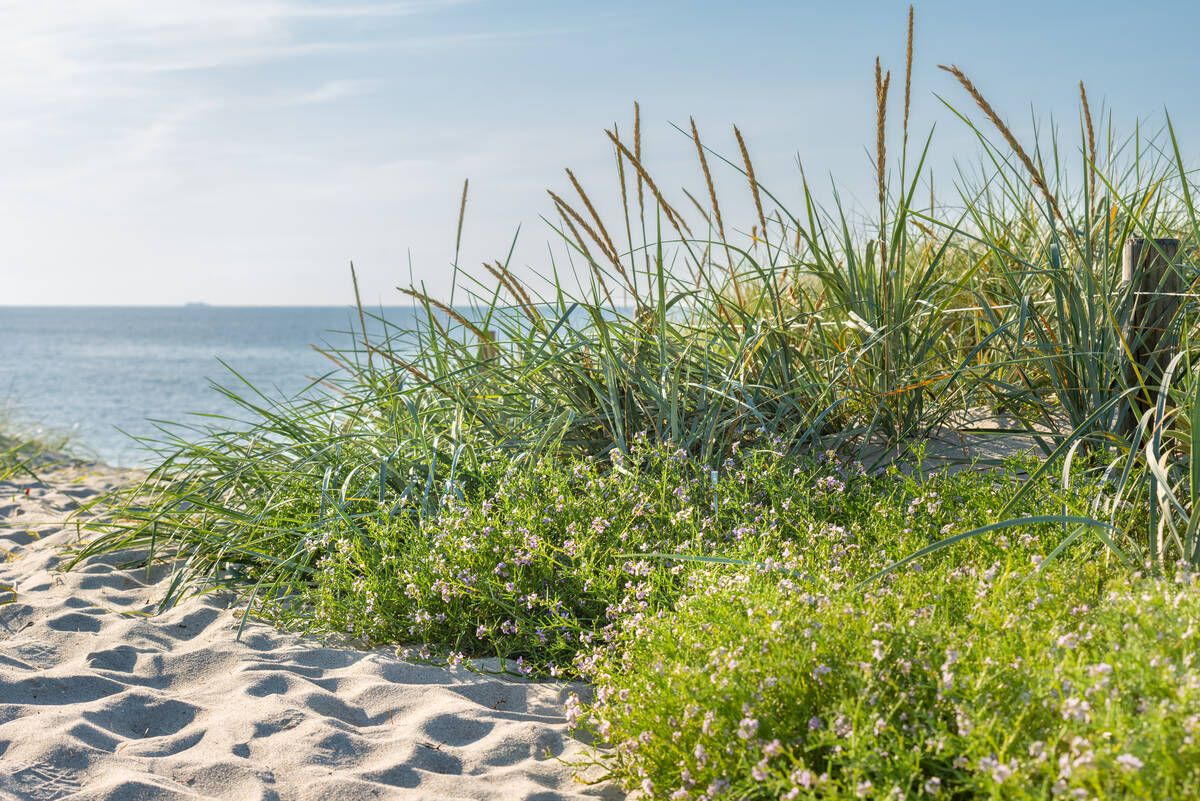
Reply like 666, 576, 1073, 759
59, 6, 1200, 799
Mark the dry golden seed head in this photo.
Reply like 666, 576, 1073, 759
875, 59, 892, 283
483, 260, 506, 287
681, 187, 712, 227
605, 129, 692, 238
455, 178, 469, 256
633, 101, 644, 214
911, 219, 937, 239
558, 209, 613, 306
875, 60, 890, 212
691, 116, 726, 242
612, 121, 635, 251
491, 261, 546, 329
313, 343, 353, 374
494, 261, 537, 314
549, 190, 622, 271
734, 124, 768, 242
566, 168, 622, 272
398, 287, 490, 342
1080, 80, 1097, 219
940, 63, 1069, 234
483, 261, 523, 308
559, 212, 591, 261
903, 5, 914, 145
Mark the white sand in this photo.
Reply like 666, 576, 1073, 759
0, 463, 620, 801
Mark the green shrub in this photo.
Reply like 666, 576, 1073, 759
577, 541, 1200, 800
229, 441, 1109, 679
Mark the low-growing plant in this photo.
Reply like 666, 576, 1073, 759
0, 414, 71, 482
143, 439, 1111, 679
578, 546, 1200, 800
51, 9, 1200, 799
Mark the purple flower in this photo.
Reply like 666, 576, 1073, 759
737, 717, 759, 739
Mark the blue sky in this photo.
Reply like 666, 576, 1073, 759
2, 0, 1197, 305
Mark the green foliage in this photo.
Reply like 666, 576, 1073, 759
0, 413, 70, 481
581, 553, 1200, 800
55, 9, 1200, 798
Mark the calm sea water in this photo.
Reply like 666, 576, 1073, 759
0, 306, 414, 467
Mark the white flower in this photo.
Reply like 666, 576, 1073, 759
737, 717, 759, 739
923, 776, 941, 795
792, 769, 816, 788
563, 692, 584, 728
1116, 753, 1143, 771
1061, 697, 1091, 723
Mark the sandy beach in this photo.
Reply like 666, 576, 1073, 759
0, 461, 620, 801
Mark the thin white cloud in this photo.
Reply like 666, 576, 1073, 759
285, 79, 372, 106
0, 0, 576, 306
0, 1, 481, 91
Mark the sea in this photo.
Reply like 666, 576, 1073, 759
0, 306, 416, 468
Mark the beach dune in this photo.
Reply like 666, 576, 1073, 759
0, 463, 618, 801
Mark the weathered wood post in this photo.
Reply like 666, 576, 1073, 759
478, 329, 500, 362
1118, 237, 1182, 435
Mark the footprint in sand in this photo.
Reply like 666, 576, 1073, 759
46, 611, 104, 633
82, 693, 199, 740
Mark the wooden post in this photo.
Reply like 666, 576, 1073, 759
478, 329, 500, 362
1119, 237, 1182, 435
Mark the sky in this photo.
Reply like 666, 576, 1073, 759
2, 0, 1198, 306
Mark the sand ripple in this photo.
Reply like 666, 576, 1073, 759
0, 465, 619, 801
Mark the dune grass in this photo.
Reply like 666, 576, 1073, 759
0, 413, 72, 482
55, 6, 1200, 798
